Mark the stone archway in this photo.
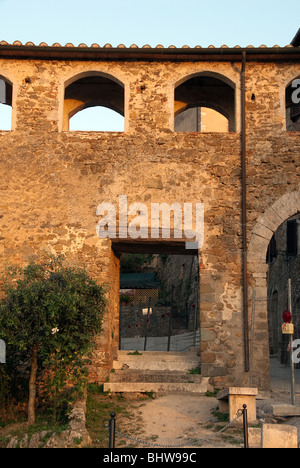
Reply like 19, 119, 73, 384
248, 190, 300, 390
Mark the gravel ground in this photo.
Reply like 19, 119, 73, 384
115, 388, 300, 449
117, 393, 245, 449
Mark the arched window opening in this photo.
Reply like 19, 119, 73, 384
64, 73, 124, 132
0, 77, 12, 130
286, 77, 300, 131
174, 74, 235, 133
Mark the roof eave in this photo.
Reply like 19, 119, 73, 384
0, 44, 300, 62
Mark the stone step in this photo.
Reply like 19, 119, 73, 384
103, 379, 212, 395
109, 370, 203, 383
113, 350, 200, 372
118, 348, 199, 357
105, 348, 207, 394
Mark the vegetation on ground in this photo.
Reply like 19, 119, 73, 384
85, 384, 154, 448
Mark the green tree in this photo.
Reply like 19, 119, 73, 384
120, 253, 153, 273
0, 254, 106, 425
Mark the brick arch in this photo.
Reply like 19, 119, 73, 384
64, 70, 124, 90
247, 190, 300, 389
174, 70, 236, 90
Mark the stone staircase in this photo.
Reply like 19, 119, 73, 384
103, 349, 213, 394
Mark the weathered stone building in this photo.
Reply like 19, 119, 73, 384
0, 38, 300, 392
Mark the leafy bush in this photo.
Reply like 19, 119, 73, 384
0, 254, 107, 425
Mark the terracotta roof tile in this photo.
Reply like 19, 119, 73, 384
0, 40, 296, 49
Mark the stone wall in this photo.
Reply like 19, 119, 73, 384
0, 49, 300, 391
5, 398, 91, 448
120, 305, 171, 338
153, 254, 199, 331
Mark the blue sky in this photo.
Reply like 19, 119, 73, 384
0, 0, 299, 48
0, 0, 299, 130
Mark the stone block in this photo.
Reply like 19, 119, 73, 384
252, 222, 274, 240
255, 209, 283, 235
217, 387, 258, 423
271, 405, 300, 417
271, 199, 290, 222
248, 233, 270, 256
261, 424, 298, 449
201, 328, 217, 342
201, 364, 228, 377
201, 351, 216, 363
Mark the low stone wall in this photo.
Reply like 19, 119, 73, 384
5, 398, 91, 449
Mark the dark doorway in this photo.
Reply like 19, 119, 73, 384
112, 241, 200, 353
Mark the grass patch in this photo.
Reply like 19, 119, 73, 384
220, 432, 243, 446
212, 409, 229, 423
85, 384, 149, 448
205, 389, 220, 397
187, 366, 201, 375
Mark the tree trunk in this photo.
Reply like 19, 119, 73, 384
28, 343, 38, 426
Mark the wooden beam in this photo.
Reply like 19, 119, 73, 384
112, 240, 198, 256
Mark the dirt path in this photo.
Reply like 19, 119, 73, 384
117, 393, 244, 449
124, 391, 300, 449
